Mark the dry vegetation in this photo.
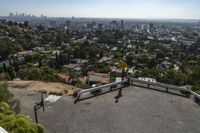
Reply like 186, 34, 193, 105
2, 80, 80, 96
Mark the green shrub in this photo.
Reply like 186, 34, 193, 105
20, 66, 62, 83
191, 85, 200, 94
0, 102, 45, 133
0, 83, 20, 113
78, 84, 91, 89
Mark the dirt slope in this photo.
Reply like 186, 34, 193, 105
3, 80, 80, 96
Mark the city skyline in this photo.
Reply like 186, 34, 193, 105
1, 0, 200, 19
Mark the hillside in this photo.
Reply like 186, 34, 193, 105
2, 80, 80, 96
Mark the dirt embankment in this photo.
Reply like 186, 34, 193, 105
2, 80, 80, 96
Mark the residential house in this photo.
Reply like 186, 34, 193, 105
110, 66, 122, 77
15, 51, 34, 62
138, 77, 157, 83
63, 63, 82, 75
33, 47, 45, 53
98, 57, 111, 63
88, 71, 110, 86
161, 61, 171, 69
0, 57, 9, 68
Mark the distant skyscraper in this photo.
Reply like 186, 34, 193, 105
112, 20, 118, 25
66, 20, 72, 27
92, 21, 96, 26
9, 13, 14, 17
49, 21, 56, 26
98, 24, 103, 29
121, 20, 124, 29
87, 23, 93, 29
149, 23, 154, 29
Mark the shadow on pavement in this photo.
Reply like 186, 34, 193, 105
74, 86, 125, 104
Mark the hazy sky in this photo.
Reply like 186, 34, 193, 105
0, 0, 200, 19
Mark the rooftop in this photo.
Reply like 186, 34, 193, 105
10, 86, 200, 133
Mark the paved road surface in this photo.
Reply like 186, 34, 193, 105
10, 86, 200, 133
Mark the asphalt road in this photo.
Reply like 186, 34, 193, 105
10, 86, 200, 133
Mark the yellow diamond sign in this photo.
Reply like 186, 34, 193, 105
119, 60, 128, 70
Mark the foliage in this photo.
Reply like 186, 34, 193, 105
21, 66, 62, 82
78, 84, 91, 89
191, 85, 200, 93
110, 72, 117, 82
138, 68, 161, 80
0, 83, 20, 113
0, 102, 45, 133
3, 66, 16, 80
68, 71, 81, 86
0, 73, 11, 81
88, 64, 111, 73
64, 43, 102, 60
25, 54, 49, 64
125, 53, 134, 66
187, 66, 200, 85
0, 38, 14, 59
159, 69, 186, 86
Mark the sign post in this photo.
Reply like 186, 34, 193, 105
34, 92, 45, 124
119, 61, 128, 81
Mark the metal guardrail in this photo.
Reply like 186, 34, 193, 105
74, 77, 194, 103
191, 91, 200, 102
75, 79, 129, 103
131, 78, 190, 92
192, 91, 200, 97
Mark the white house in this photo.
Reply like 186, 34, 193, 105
138, 77, 157, 83
0, 59, 9, 68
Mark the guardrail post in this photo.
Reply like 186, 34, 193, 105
41, 93, 45, 112
148, 84, 150, 88
110, 87, 113, 92
74, 95, 80, 104
166, 88, 168, 92
127, 77, 131, 86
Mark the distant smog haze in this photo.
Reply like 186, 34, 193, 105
0, 0, 200, 19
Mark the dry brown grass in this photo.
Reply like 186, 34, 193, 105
4, 80, 80, 96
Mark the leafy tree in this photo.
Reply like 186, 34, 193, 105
0, 38, 14, 59
139, 68, 161, 80
87, 44, 100, 59
159, 69, 186, 86
191, 85, 200, 93
88, 64, 111, 73
188, 60, 198, 67
21, 66, 62, 82
113, 51, 122, 59
138, 54, 149, 64
147, 58, 157, 68
0, 102, 45, 133
0, 73, 11, 81
110, 72, 117, 82
24, 21, 29, 27
68, 71, 81, 86
0, 83, 20, 113
187, 66, 200, 85
156, 50, 165, 59
126, 53, 134, 66
4, 66, 16, 80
